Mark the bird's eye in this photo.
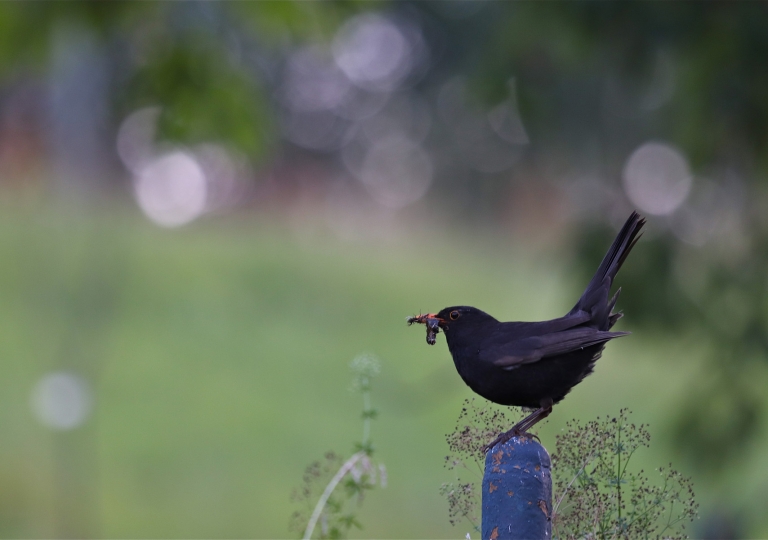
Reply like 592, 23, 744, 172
450, 310, 460, 320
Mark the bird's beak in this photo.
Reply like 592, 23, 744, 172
406, 313, 445, 345
406, 313, 445, 327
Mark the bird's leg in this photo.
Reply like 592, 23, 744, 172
482, 398, 554, 453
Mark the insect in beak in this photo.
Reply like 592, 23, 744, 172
406, 313, 444, 345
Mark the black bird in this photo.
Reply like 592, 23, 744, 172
408, 212, 645, 451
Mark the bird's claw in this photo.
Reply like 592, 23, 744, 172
482, 429, 539, 453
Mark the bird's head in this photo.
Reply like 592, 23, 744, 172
407, 306, 496, 345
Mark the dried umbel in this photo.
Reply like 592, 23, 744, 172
440, 405, 698, 539
441, 398, 521, 532
551, 409, 698, 540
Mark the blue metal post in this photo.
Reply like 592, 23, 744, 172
482, 437, 552, 540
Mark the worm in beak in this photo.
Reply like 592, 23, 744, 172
406, 313, 444, 345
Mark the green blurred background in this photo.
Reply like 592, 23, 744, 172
1, 2, 768, 538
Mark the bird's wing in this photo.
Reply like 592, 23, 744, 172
496, 310, 592, 338
487, 327, 629, 369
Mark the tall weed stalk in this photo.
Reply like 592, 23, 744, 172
290, 354, 386, 540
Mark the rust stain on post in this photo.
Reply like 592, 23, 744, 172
491, 450, 504, 472
489, 481, 498, 493
490, 526, 499, 540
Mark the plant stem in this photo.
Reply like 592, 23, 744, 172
362, 384, 371, 448
303, 452, 366, 540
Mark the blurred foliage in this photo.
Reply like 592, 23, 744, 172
126, 34, 273, 158
0, 1, 359, 159
1, 2, 766, 170
456, 3, 768, 166
1, 1, 768, 537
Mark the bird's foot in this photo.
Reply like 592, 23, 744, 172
482, 428, 539, 453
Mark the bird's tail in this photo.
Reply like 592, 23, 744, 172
570, 211, 646, 324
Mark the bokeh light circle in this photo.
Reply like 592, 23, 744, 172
134, 151, 208, 227
622, 141, 692, 216
358, 136, 432, 209
282, 46, 351, 112
333, 14, 413, 92
116, 107, 161, 174
31, 372, 92, 430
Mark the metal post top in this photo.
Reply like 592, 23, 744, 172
485, 436, 551, 470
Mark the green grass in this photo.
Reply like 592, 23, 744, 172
0, 201, 766, 538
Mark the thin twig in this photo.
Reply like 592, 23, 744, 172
303, 452, 366, 540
